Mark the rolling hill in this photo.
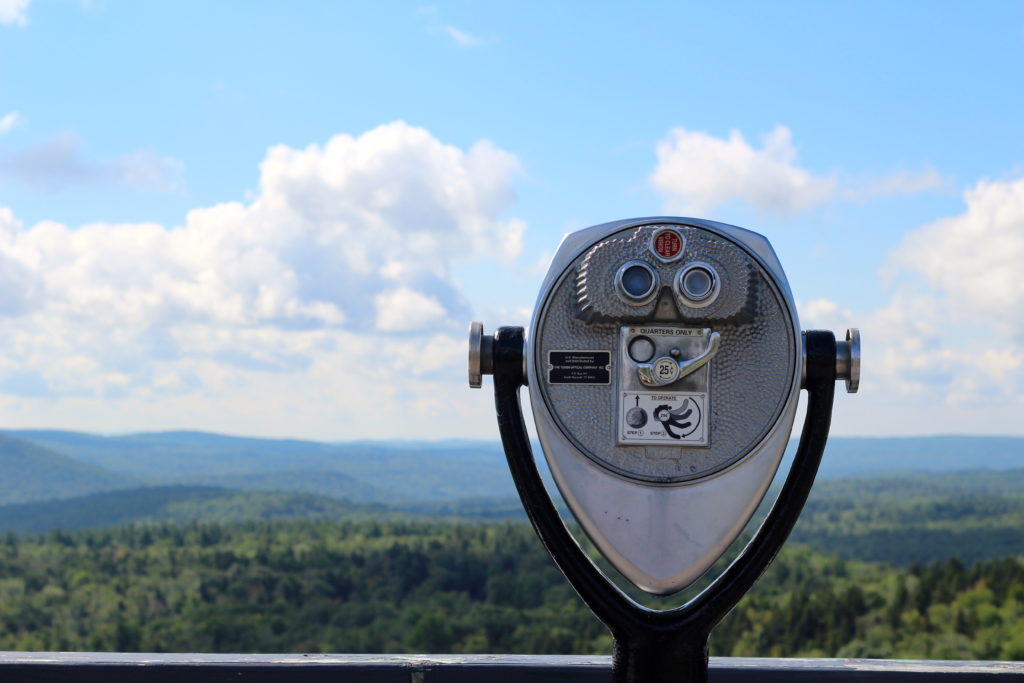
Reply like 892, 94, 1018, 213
0, 434, 133, 504
789, 468, 1024, 566
0, 485, 382, 534
2, 468, 1024, 568
3, 430, 514, 502
799, 435, 1024, 478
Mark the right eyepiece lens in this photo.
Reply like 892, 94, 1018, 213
620, 264, 655, 299
681, 266, 714, 301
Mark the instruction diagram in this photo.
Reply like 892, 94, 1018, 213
618, 391, 707, 446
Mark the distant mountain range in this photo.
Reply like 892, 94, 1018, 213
1, 429, 1024, 567
0, 429, 512, 505
0, 429, 1022, 511
792, 435, 1024, 478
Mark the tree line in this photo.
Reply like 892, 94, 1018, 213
1, 519, 1023, 659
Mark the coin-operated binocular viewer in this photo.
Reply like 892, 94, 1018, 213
469, 217, 859, 683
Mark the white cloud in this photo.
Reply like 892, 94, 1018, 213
885, 178, 1024, 331
802, 177, 1024, 426
651, 126, 837, 215
0, 122, 523, 438
800, 298, 854, 332
0, 111, 22, 134
651, 125, 948, 215
0, 133, 184, 192
0, 0, 29, 27
439, 25, 484, 47
849, 167, 952, 200
375, 287, 447, 332
420, 6, 486, 48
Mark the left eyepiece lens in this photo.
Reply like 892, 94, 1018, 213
622, 265, 653, 297
616, 261, 658, 303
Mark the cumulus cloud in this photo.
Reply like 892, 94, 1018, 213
651, 125, 949, 215
0, 111, 22, 134
0, 0, 29, 27
885, 178, 1024, 332
0, 122, 524, 437
375, 288, 447, 332
651, 126, 836, 215
802, 176, 1024, 415
0, 133, 184, 192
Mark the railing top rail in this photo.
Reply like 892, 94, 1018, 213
0, 653, 1023, 682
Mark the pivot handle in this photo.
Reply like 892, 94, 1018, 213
836, 328, 860, 393
467, 321, 494, 388
637, 332, 721, 386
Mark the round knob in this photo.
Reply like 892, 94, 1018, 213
468, 321, 493, 388
836, 328, 860, 393
651, 357, 680, 384
626, 407, 648, 428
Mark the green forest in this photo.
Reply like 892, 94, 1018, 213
2, 519, 1024, 659
4, 432, 1024, 659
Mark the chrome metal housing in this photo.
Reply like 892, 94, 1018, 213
527, 217, 803, 594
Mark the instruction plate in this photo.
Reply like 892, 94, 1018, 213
618, 391, 708, 445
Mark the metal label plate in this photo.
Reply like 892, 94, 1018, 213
547, 350, 611, 385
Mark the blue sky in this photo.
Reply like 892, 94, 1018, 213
0, 1, 1022, 439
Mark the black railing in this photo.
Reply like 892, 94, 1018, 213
1, 653, 1023, 682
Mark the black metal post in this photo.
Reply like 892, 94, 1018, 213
611, 628, 709, 683
491, 326, 838, 683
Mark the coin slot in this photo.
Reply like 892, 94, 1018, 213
628, 336, 656, 363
